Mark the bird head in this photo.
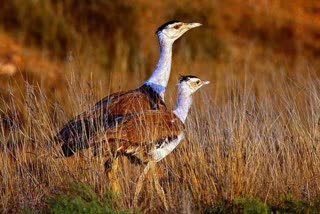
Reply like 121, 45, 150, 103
178, 75, 210, 96
156, 20, 202, 43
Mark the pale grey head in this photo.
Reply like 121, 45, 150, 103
156, 20, 202, 43
178, 75, 210, 96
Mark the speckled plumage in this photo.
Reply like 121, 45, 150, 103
91, 110, 185, 163
58, 84, 167, 156
89, 75, 209, 166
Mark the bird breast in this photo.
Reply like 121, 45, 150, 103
150, 132, 185, 162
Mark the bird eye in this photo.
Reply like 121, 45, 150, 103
173, 24, 182, 29
196, 80, 200, 84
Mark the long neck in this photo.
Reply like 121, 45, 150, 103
145, 35, 173, 100
173, 93, 193, 123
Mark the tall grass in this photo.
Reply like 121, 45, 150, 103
1, 0, 320, 213
1, 56, 320, 212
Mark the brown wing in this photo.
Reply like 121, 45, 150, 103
58, 85, 167, 156
91, 111, 184, 163
97, 111, 184, 145
91, 84, 167, 115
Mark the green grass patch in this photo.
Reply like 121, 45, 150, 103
20, 182, 136, 214
204, 195, 320, 214
204, 197, 269, 214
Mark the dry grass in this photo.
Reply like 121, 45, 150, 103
1, 0, 320, 213
1, 55, 320, 213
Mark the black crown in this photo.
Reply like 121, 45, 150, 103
179, 75, 199, 83
156, 20, 181, 34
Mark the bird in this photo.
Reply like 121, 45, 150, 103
90, 75, 210, 209
55, 21, 202, 156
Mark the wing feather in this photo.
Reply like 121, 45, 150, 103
97, 111, 184, 145
58, 85, 167, 156
89, 111, 184, 162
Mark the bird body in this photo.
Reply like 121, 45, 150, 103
93, 110, 184, 163
59, 84, 167, 156
91, 75, 210, 165
55, 21, 201, 156
60, 75, 210, 210
100, 75, 209, 209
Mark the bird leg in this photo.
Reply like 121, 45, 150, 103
106, 157, 120, 194
151, 163, 169, 210
133, 162, 151, 207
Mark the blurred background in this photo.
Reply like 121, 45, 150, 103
0, 0, 320, 132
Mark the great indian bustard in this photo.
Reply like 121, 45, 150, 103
91, 75, 209, 209
55, 21, 202, 156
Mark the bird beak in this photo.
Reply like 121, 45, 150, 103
186, 22, 202, 29
203, 81, 210, 85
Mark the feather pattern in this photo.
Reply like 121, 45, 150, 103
90, 110, 185, 163
58, 84, 167, 156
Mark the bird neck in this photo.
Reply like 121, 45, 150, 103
145, 36, 173, 100
173, 92, 193, 123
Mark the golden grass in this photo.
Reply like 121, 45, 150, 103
1, 53, 320, 212
1, 0, 320, 212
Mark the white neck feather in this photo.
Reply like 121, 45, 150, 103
173, 92, 193, 123
145, 35, 173, 100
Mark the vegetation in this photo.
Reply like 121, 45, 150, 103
1, 0, 320, 213
18, 182, 135, 214
204, 196, 320, 213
